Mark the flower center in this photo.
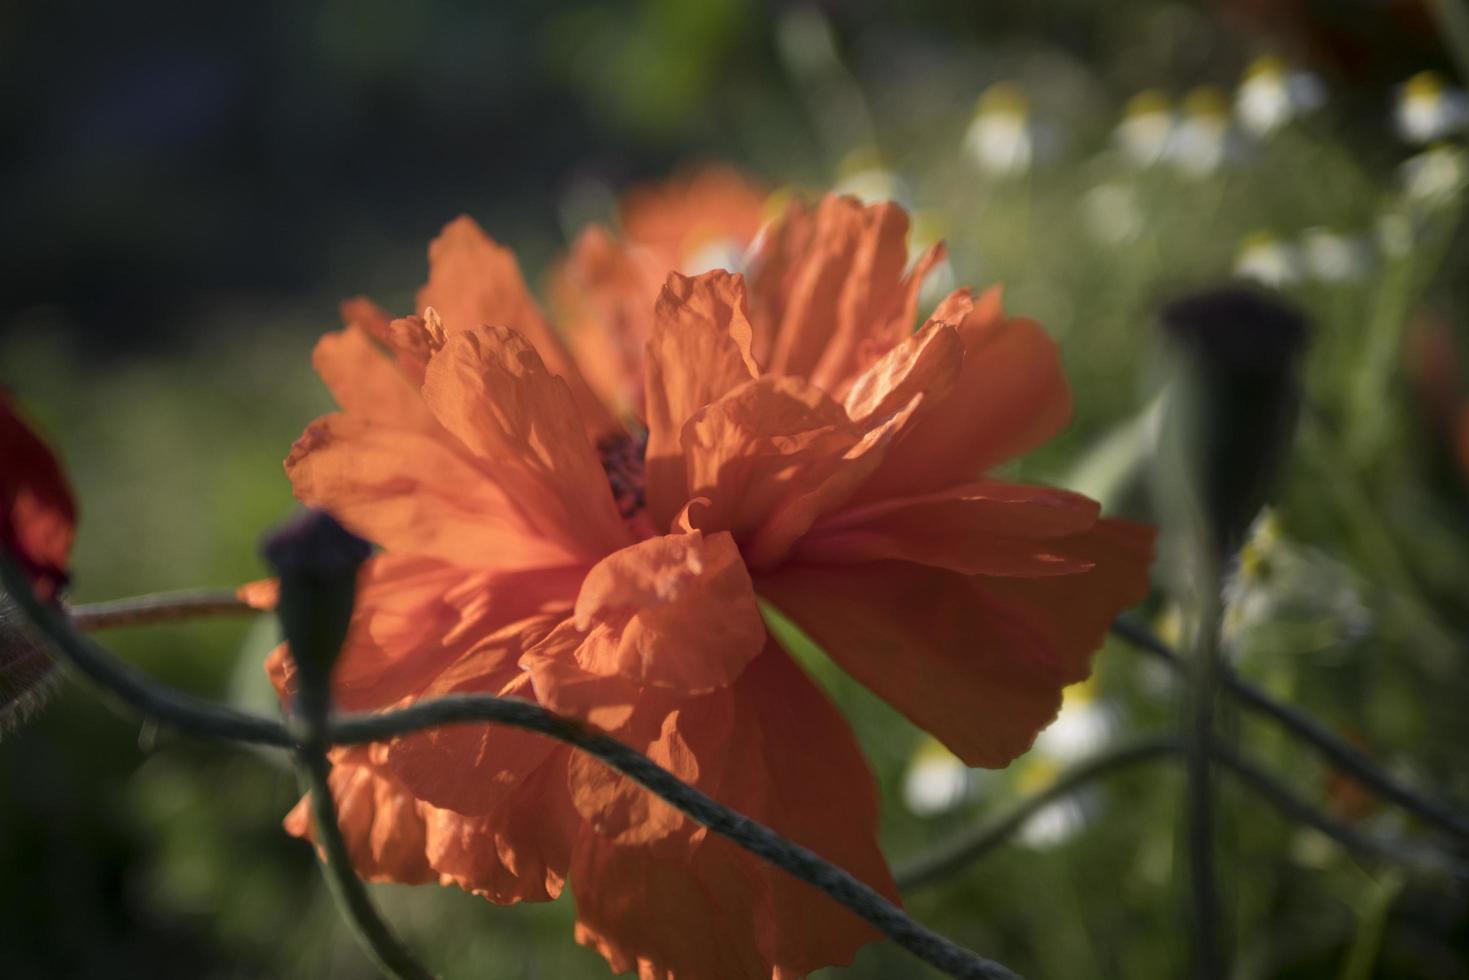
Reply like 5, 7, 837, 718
597, 430, 649, 522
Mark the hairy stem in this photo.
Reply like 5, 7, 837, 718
69, 589, 255, 631
1, 557, 291, 747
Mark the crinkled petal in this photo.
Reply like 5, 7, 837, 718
856, 287, 1073, 503
421, 324, 632, 561
643, 271, 760, 529
754, 198, 910, 385
285, 411, 571, 569
569, 644, 894, 978
385, 669, 562, 816
793, 480, 1102, 577
841, 320, 963, 429
422, 749, 580, 903
418, 215, 617, 437
565, 683, 735, 847
724, 646, 895, 973
312, 323, 436, 429
284, 747, 434, 885
266, 556, 580, 713
741, 394, 924, 571
286, 745, 579, 905
758, 518, 1153, 767
678, 375, 857, 543
570, 529, 765, 692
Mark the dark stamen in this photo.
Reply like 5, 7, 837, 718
597, 430, 649, 521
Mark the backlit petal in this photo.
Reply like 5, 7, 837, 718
285, 411, 571, 569
418, 216, 617, 437
569, 644, 894, 977
571, 529, 765, 692
857, 288, 1074, 502
679, 375, 856, 542
421, 324, 632, 561
759, 519, 1152, 767
284, 747, 434, 885
643, 271, 760, 529
312, 323, 435, 429
793, 480, 1102, 576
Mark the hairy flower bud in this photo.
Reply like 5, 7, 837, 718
260, 508, 370, 727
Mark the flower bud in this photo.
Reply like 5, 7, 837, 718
1155, 286, 1310, 559
260, 508, 370, 727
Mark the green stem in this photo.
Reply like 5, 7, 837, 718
296, 743, 436, 980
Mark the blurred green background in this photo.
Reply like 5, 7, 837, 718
4, 1, 1469, 976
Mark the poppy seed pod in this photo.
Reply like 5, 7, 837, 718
1156, 286, 1310, 558
260, 508, 371, 726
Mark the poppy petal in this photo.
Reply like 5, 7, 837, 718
758, 518, 1152, 767
856, 288, 1074, 502
570, 529, 765, 692
679, 375, 857, 542
643, 270, 760, 529
421, 324, 632, 561
284, 747, 435, 885
568, 644, 894, 977
286, 412, 571, 569
312, 323, 435, 429
793, 480, 1102, 576
417, 216, 617, 438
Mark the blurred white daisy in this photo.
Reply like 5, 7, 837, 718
1234, 230, 1303, 286
1018, 792, 1094, 849
1012, 757, 1097, 850
1300, 227, 1373, 282
1223, 509, 1372, 650
902, 738, 972, 816
1167, 87, 1238, 177
1082, 182, 1145, 245
1400, 142, 1469, 206
1395, 71, 1469, 145
835, 146, 905, 204
964, 82, 1034, 178
1114, 89, 1175, 167
1235, 55, 1326, 138
1033, 679, 1116, 762
1011, 680, 1116, 848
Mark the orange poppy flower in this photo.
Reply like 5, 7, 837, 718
267, 186, 1153, 978
1, 391, 76, 724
